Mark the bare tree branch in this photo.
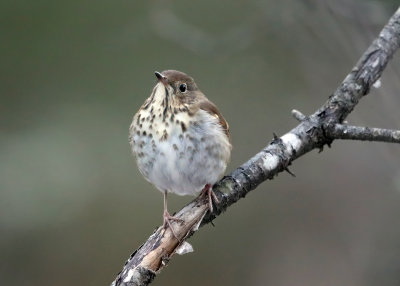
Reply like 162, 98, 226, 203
325, 124, 400, 143
112, 7, 400, 286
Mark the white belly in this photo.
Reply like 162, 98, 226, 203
131, 110, 231, 196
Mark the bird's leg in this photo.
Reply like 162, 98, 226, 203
199, 184, 219, 213
163, 191, 183, 240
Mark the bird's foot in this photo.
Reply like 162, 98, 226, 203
199, 184, 219, 213
163, 210, 183, 241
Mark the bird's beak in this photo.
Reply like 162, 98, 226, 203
155, 71, 168, 86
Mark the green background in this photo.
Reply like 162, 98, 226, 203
1, 1, 400, 285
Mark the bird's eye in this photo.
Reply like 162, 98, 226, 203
179, 83, 187, 93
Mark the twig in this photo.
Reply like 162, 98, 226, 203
112, 7, 400, 286
326, 124, 400, 143
291, 109, 307, 122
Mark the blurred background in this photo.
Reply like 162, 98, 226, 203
1, 0, 400, 285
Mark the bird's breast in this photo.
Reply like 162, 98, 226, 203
130, 108, 231, 196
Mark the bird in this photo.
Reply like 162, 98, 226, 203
129, 70, 231, 238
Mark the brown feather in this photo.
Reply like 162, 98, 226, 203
198, 99, 230, 139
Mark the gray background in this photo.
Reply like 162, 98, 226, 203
1, 0, 400, 285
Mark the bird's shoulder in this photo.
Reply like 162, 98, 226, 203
197, 99, 230, 139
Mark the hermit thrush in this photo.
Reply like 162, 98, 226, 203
129, 70, 231, 238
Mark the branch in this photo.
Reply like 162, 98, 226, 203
112, 7, 400, 286
326, 124, 400, 143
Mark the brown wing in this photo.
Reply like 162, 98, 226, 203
198, 99, 230, 139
